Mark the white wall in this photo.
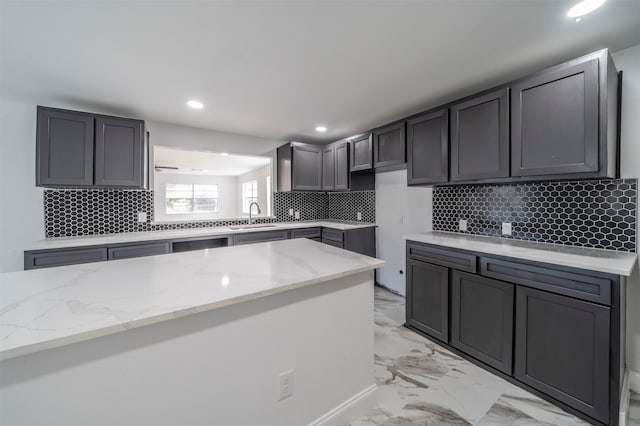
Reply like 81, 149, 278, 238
375, 169, 432, 295
0, 101, 285, 273
153, 173, 238, 222
0, 100, 44, 273
613, 44, 640, 376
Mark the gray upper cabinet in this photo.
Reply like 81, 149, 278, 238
322, 144, 335, 191
334, 142, 350, 190
95, 116, 145, 187
373, 122, 406, 169
350, 133, 373, 172
407, 108, 448, 185
36, 107, 95, 187
450, 88, 509, 181
36, 106, 146, 189
511, 50, 619, 179
277, 142, 323, 191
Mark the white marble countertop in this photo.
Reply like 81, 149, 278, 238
25, 220, 376, 251
0, 239, 384, 361
403, 231, 638, 276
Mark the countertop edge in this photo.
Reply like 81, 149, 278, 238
0, 259, 384, 361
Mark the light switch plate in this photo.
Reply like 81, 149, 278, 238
357, 212, 362, 221
137, 212, 147, 223
459, 219, 468, 231
502, 222, 512, 236
288, 209, 294, 216
294, 211, 300, 219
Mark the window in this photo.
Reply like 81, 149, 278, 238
242, 180, 258, 214
166, 184, 218, 214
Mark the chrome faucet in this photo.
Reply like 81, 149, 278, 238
248, 202, 261, 225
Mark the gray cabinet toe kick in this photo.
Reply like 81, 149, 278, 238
405, 240, 625, 426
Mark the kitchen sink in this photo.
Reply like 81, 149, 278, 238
229, 224, 277, 230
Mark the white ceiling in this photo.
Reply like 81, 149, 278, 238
2, 1, 640, 143
154, 146, 271, 176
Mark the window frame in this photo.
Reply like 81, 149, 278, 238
165, 183, 219, 215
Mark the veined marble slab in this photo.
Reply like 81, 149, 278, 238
404, 231, 637, 276
25, 220, 376, 251
0, 239, 384, 361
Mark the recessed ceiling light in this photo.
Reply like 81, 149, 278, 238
220, 152, 229, 156
567, 0, 606, 18
187, 100, 204, 109
315, 125, 327, 132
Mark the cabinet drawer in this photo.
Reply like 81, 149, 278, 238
406, 243, 477, 273
25, 247, 108, 270
321, 228, 344, 243
172, 237, 228, 253
233, 230, 290, 245
480, 257, 612, 305
108, 242, 171, 260
322, 239, 344, 249
291, 228, 322, 239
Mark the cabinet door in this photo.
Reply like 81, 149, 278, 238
515, 286, 610, 423
350, 134, 373, 171
451, 271, 513, 374
95, 116, 144, 187
511, 58, 599, 177
450, 88, 509, 181
24, 247, 107, 270
292, 143, 323, 191
36, 107, 94, 187
373, 122, 406, 168
407, 109, 448, 185
334, 142, 350, 190
107, 242, 171, 260
322, 145, 335, 191
406, 259, 449, 342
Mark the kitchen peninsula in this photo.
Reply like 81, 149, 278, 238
1, 239, 384, 425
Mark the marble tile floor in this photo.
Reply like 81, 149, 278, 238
352, 286, 597, 426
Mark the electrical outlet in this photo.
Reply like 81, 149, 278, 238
137, 212, 147, 223
294, 211, 300, 219
278, 370, 294, 401
502, 222, 512, 236
459, 219, 468, 231
357, 212, 362, 221
288, 209, 294, 216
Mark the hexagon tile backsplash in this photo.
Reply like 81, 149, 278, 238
433, 179, 637, 252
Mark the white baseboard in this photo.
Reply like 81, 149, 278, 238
630, 369, 640, 394
308, 384, 378, 426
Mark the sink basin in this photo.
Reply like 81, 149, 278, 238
229, 224, 277, 230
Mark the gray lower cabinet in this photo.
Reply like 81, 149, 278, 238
404, 240, 623, 426
350, 133, 373, 172
451, 271, 514, 374
450, 88, 509, 181
407, 108, 448, 185
515, 286, 610, 424
321, 227, 376, 257
373, 122, 406, 169
107, 242, 171, 260
36, 106, 146, 189
232, 230, 290, 245
36, 107, 95, 187
290, 228, 322, 239
406, 259, 449, 342
511, 50, 618, 179
25, 247, 108, 270
94, 116, 145, 187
